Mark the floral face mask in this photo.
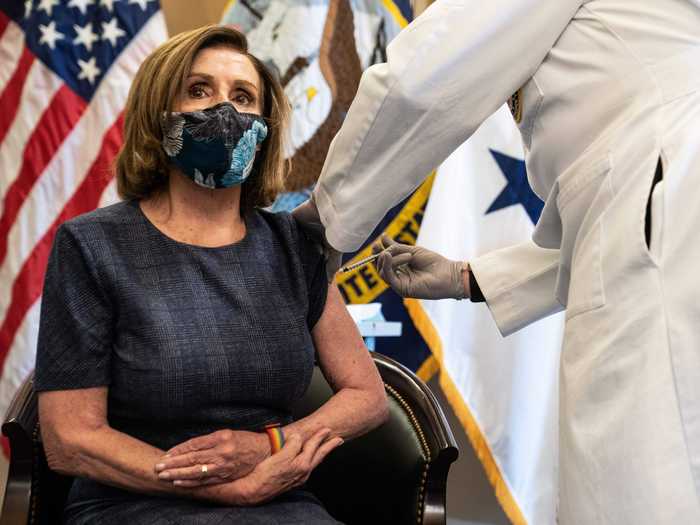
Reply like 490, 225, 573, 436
160, 102, 268, 189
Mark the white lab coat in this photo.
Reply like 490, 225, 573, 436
313, 1, 700, 523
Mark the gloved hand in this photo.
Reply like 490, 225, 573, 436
373, 235, 470, 300
291, 195, 343, 282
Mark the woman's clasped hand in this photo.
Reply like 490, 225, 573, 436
155, 429, 271, 486
153, 428, 343, 499
219, 431, 343, 505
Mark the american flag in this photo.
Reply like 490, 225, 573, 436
0, 0, 166, 428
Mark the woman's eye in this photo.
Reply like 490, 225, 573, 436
235, 93, 253, 104
189, 85, 207, 98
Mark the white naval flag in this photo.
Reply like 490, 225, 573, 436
406, 105, 564, 525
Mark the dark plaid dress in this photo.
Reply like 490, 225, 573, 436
34, 201, 339, 524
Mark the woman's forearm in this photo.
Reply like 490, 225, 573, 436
297, 284, 390, 446
43, 422, 247, 504
283, 386, 388, 445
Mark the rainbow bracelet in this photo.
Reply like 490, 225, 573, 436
265, 423, 285, 454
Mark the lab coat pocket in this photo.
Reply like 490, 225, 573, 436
644, 157, 665, 264
556, 155, 613, 321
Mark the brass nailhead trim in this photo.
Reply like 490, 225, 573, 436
384, 383, 431, 525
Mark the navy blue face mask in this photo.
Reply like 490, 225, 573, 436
160, 102, 268, 189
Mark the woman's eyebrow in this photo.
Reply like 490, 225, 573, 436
233, 79, 259, 93
187, 72, 215, 82
186, 73, 258, 93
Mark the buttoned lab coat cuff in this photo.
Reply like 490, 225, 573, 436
314, 183, 369, 253
469, 241, 563, 337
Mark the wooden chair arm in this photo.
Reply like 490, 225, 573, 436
1, 372, 38, 525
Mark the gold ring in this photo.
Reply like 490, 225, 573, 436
201, 465, 208, 475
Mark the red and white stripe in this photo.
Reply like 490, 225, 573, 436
0, 60, 65, 202
0, 17, 24, 89
0, 12, 167, 420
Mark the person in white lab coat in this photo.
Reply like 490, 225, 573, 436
292, 1, 700, 523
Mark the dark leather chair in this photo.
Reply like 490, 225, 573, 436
1, 352, 458, 524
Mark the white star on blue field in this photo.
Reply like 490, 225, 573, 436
486, 149, 543, 225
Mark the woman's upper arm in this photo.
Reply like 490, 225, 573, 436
39, 387, 108, 430
311, 285, 383, 394
39, 387, 109, 464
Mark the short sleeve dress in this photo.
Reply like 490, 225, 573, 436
34, 200, 339, 524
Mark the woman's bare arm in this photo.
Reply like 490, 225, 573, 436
40, 384, 341, 504
38, 387, 256, 504
282, 284, 389, 441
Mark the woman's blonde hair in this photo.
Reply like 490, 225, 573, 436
115, 25, 289, 213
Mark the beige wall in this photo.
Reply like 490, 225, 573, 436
413, 0, 432, 14
161, 0, 230, 35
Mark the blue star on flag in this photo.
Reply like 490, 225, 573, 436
486, 149, 543, 225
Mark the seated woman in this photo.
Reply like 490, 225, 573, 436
34, 25, 388, 524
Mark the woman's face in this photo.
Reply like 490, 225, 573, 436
174, 45, 263, 115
